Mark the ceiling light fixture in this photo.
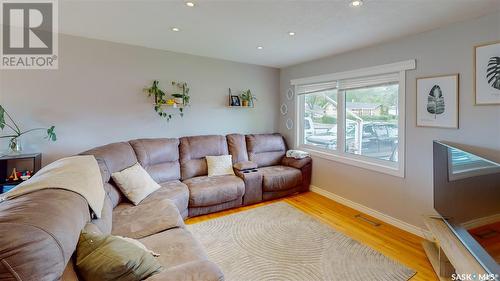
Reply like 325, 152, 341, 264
256, 46, 264, 50
171, 27, 180, 32
185, 2, 195, 7
288, 32, 296, 36
350, 0, 363, 7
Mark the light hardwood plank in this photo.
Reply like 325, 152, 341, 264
185, 191, 439, 281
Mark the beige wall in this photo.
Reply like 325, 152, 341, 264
0, 34, 280, 164
279, 12, 500, 228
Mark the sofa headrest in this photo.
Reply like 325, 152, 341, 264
130, 138, 181, 183
80, 141, 138, 183
226, 134, 249, 164
179, 135, 229, 180
246, 133, 287, 167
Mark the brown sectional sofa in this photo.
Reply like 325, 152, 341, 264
0, 133, 311, 281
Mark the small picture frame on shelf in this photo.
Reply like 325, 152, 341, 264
230, 95, 241, 107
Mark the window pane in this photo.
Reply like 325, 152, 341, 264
344, 84, 398, 162
304, 90, 338, 150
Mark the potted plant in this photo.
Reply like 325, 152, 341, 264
144, 80, 166, 105
171, 81, 190, 106
0, 105, 57, 154
241, 90, 256, 107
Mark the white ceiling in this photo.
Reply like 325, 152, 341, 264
59, 0, 500, 68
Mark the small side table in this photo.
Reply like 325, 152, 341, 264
0, 153, 41, 193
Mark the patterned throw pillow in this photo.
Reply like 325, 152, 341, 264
206, 155, 235, 177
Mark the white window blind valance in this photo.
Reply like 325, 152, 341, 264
296, 81, 337, 95
337, 72, 399, 90
296, 73, 399, 95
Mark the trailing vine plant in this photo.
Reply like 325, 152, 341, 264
143, 80, 190, 121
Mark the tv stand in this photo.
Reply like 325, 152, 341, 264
423, 217, 488, 280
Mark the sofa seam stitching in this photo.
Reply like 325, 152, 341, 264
2, 257, 23, 280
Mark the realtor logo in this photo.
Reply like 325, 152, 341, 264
1, 0, 58, 69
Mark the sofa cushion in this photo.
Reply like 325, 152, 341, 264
141, 180, 190, 219
179, 135, 229, 180
112, 199, 184, 239
81, 142, 138, 183
104, 182, 124, 208
183, 175, 244, 207
139, 228, 207, 268
111, 163, 161, 205
75, 231, 162, 281
90, 194, 113, 234
145, 260, 224, 281
130, 138, 181, 183
227, 133, 249, 163
246, 133, 287, 167
259, 165, 302, 192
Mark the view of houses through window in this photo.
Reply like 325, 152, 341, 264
304, 90, 338, 150
303, 83, 399, 163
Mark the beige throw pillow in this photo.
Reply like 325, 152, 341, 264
111, 163, 160, 205
206, 155, 235, 177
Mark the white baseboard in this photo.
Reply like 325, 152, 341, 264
309, 185, 432, 239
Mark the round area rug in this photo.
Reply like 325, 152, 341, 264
186, 202, 416, 281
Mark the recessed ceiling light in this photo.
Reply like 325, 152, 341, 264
185, 2, 195, 7
257, 46, 264, 50
350, 0, 363, 7
288, 32, 296, 36
171, 27, 180, 32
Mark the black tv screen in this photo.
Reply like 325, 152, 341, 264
433, 141, 500, 275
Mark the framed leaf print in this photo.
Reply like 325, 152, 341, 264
416, 74, 459, 129
475, 41, 500, 105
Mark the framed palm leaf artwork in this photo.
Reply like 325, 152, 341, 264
416, 74, 459, 129
475, 41, 500, 105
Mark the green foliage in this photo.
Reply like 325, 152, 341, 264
319, 115, 337, 124
0, 105, 57, 147
47, 126, 57, 141
360, 115, 397, 122
144, 80, 166, 104
240, 90, 257, 102
144, 80, 190, 122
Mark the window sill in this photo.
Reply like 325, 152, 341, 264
300, 146, 404, 178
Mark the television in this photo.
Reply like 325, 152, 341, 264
433, 141, 500, 275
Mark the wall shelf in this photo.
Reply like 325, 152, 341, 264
227, 105, 254, 109
154, 103, 185, 109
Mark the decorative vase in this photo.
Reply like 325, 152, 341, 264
9, 137, 22, 154
174, 98, 183, 105
242, 100, 249, 107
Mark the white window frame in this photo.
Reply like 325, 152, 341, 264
292, 60, 416, 178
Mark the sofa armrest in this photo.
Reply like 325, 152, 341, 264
235, 169, 262, 206
146, 260, 224, 281
233, 161, 258, 171
281, 157, 311, 169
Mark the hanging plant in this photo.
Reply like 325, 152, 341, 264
143, 80, 190, 121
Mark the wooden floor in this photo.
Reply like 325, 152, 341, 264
185, 191, 438, 281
